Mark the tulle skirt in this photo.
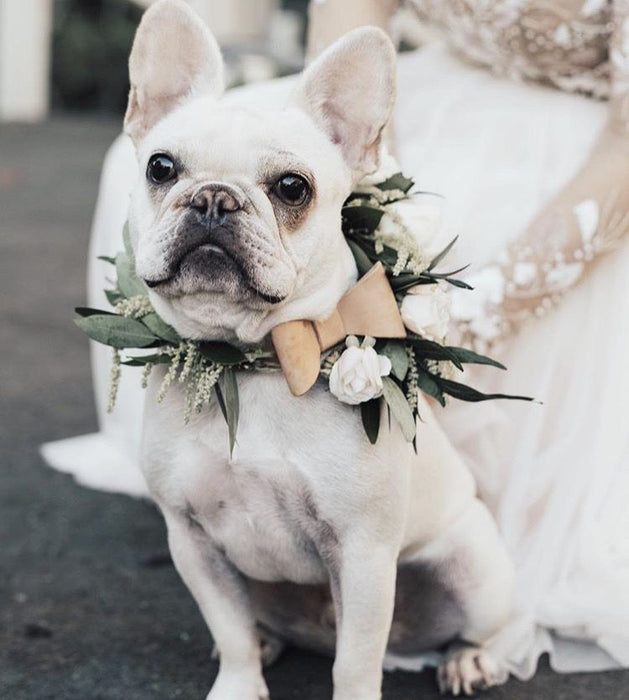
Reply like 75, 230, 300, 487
42, 43, 629, 678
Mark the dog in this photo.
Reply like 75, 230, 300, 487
123, 2, 515, 698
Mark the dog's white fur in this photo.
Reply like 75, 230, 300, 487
125, 2, 515, 699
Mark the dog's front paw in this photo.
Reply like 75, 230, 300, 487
206, 670, 269, 700
437, 645, 499, 696
211, 629, 286, 669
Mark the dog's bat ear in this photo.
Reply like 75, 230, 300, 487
293, 27, 396, 177
124, 0, 224, 143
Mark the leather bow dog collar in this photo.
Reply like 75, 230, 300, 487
271, 262, 407, 396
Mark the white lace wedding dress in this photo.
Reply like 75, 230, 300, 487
43, 0, 629, 683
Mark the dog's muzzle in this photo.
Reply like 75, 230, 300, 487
142, 182, 294, 304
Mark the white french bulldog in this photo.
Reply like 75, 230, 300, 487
124, 2, 515, 698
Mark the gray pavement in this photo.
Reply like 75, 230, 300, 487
1, 118, 627, 699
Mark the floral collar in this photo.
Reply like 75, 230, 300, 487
76, 170, 529, 453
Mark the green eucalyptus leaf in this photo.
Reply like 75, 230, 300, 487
121, 358, 150, 367
75, 306, 115, 318
97, 255, 116, 265
375, 172, 414, 194
347, 240, 374, 277
342, 205, 385, 234
444, 278, 474, 290
427, 236, 458, 272
214, 382, 228, 423
416, 368, 446, 406
141, 313, 180, 344
389, 273, 423, 292
122, 221, 134, 261
123, 353, 171, 366
198, 341, 247, 365
381, 377, 416, 442
445, 347, 507, 370
436, 376, 533, 403
406, 336, 464, 371
75, 314, 160, 348
222, 367, 240, 456
425, 264, 470, 279
360, 399, 381, 445
378, 243, 400, 268
105, 289, 124, 306
115, 251, 146, 299
380, 343, 409, 381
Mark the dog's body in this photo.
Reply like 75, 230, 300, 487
124, 3, 515, 698
145, 373, 513, 675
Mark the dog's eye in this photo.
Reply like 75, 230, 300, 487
273, 174, 310, 206
147, 153, 177, 185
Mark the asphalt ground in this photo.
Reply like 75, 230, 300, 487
1, 118, 627, 699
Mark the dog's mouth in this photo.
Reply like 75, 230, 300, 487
143, 243, 226, 288
143, 241, 288, 305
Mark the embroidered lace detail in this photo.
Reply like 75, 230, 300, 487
452, 187, 629, 352
408, 0, 613, 98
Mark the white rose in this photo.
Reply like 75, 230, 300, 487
401, 284, 451, 340
329, 336, 392, 405
395, 194, 444, 250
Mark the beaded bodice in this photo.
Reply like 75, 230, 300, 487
408, 0, 613, 97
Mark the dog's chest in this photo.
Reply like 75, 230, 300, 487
180, 455, 335, 583
145, 374, 363, 584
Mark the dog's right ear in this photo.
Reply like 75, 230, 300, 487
124, 0, 224, 143
293, 26, 396, 178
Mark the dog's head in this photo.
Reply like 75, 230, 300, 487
125, 0, 396, 344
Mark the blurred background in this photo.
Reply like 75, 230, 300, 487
1, 0, 310, 123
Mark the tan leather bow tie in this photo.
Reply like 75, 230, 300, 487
271, 262, 406, 395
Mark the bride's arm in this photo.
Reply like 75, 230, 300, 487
306, 0, 398, 61
452, 0, 629, 352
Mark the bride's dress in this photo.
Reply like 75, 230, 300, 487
43, 0, 629, 683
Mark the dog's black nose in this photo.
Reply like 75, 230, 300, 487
190, 188, 241, 219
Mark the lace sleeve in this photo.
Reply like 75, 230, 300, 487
451, 1, 629, 353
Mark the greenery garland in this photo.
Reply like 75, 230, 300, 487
75, 171, 530, 453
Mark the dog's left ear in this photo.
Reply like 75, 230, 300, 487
293, 27, 396, 177
124, 0, 224, 143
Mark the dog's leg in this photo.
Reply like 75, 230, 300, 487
331, 539, 398, 700
164, 514, 268, 700
433, 501, 514, 696
211, 625, 286, 668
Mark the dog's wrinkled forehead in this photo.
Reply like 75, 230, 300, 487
141, 99, 343, 191
125, 0, 396, 178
